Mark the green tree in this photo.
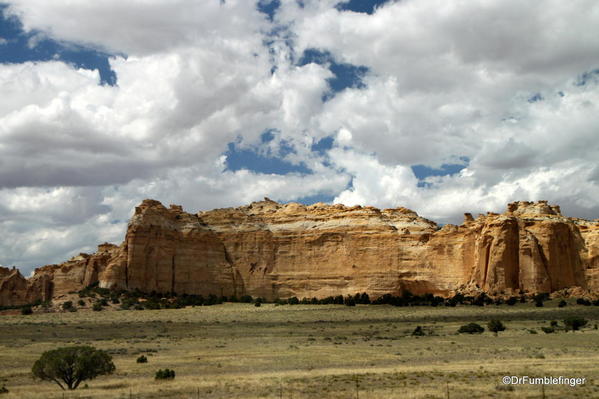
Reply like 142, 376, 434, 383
32, 346, 115, 390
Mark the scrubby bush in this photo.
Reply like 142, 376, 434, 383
204, 294, 222, 306
534, 293, 550, 302
444, 298, 458, 307
472, 293, 492, 306
534, 299, 544, 307
564, 317, 588, 331
21, 306, 33, 315
541, 327, 555, 334
254, 302, 261, 307
274, 298, 286, 305
62, 301, 73, 311
412, 326, 425, 336
299, 297, 310, 305
120, 298, 137, 310
344, 296, 356, 307
360, 292, 371, 304
155, 369, 175, 380
287, 297, 299, 305
77, 299, 85, 307
32, 346, 115, 390
506, 297, 517, 306
239, 295, 253, 303
550, 320, 558, 327
0, 385, 8, 394
487, 320, 506, 335
136, 355, 148, 364
92, 303, 103, 312
558, 300, 567, 307
576, 298, 591, 306
458, 323, 484, 334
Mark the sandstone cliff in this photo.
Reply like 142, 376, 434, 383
1, 199, 598, 306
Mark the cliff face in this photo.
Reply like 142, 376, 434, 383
2, 199, 598, 306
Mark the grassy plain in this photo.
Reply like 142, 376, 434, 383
0, 300, 598, 398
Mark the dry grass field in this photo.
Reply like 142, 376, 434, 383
1, 300, 598, 398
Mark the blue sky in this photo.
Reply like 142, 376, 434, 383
1, 0, 599, 272
0, 4, 116, 85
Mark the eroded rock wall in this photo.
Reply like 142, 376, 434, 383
2, 199, 598, 306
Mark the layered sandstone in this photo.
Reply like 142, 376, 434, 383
1, 199, 598, 306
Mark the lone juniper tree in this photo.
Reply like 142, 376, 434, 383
32, 346, 115, 390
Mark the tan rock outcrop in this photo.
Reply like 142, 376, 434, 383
1, 199, 598, 306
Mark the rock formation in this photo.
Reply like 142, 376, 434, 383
1, 199, 598, 306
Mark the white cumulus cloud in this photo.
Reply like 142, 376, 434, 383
1, 0, 599, 273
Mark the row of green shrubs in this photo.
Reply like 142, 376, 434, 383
15, 281, 599, 314
452, 317, 590, 335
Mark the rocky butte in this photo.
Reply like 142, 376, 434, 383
1, 199, 599, 307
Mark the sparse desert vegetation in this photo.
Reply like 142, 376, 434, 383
0, 299, 598, 398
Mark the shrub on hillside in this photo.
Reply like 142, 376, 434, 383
344, 296, 356, 307
534, 299, 544, 307
92, 303, 103, 312
155, 369, 175, 380
136, 355, 148, 364
412, 326, 425, 336
541, 327, 555, 334
564, 317, 588, 331
287, 297, 299, 305
21, 306, 33, 315
487, 320, 506, 335
458, 323, 484, 334
558, 300, 567, 307
506, 297, 517, 306
239, 295, 253, 303
0, 385, 8, 394
274, 298, 286, 305
576, 298, 591, 306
